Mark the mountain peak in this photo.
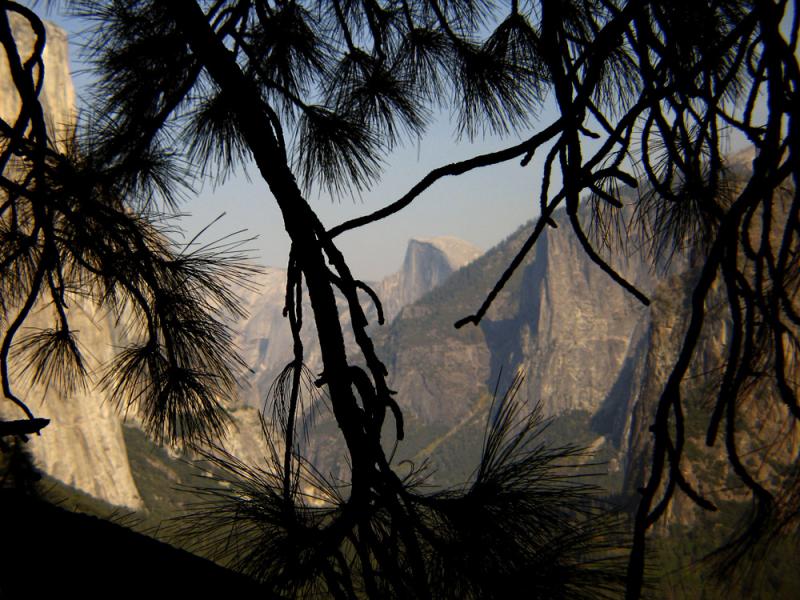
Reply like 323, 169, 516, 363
408, 236, 482, 271
374, 236, 483, 324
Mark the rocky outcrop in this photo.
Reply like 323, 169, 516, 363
369, 211, 701, 488
0, 17, 145, 510
380, 211, 665, 428
0, 12, 75, 146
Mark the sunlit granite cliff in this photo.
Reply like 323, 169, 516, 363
0, 16, 266, 511
0, 14, 143, 509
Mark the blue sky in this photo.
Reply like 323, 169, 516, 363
185, 112, 554, 281
35, 4, 559, 281
28, 3, 764, 281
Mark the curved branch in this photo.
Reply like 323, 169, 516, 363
708, 254, 746, 447
1, 248, 47, 420
668, 398, 717, 512
328, 119, 565, 238
455, 195, 564, 329
567, 207, 650, 306
328, 270, 386, 326
282, 253, 304, 504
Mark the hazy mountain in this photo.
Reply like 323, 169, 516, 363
375, 236, 483, 323
234, 236, 482, 409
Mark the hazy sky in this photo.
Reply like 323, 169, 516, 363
30, 4, 760, 281
36, 5, 560, 281
185, 113, 554, 281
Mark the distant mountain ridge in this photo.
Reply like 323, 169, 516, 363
234, 236, 482, 409
377, 212, 665, 425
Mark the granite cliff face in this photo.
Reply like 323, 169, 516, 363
0, 16, 145, 509
0, 17, 266, 510
488, 221, 661, 418
379, 212, 665, 429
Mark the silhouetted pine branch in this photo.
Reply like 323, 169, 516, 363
178, 376, 629, 599
2, 3, 798, 599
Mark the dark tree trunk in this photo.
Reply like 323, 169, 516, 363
166, 0, 382, 501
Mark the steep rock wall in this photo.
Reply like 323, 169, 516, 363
380, 210, 662, 428
1, 16, 144, 509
